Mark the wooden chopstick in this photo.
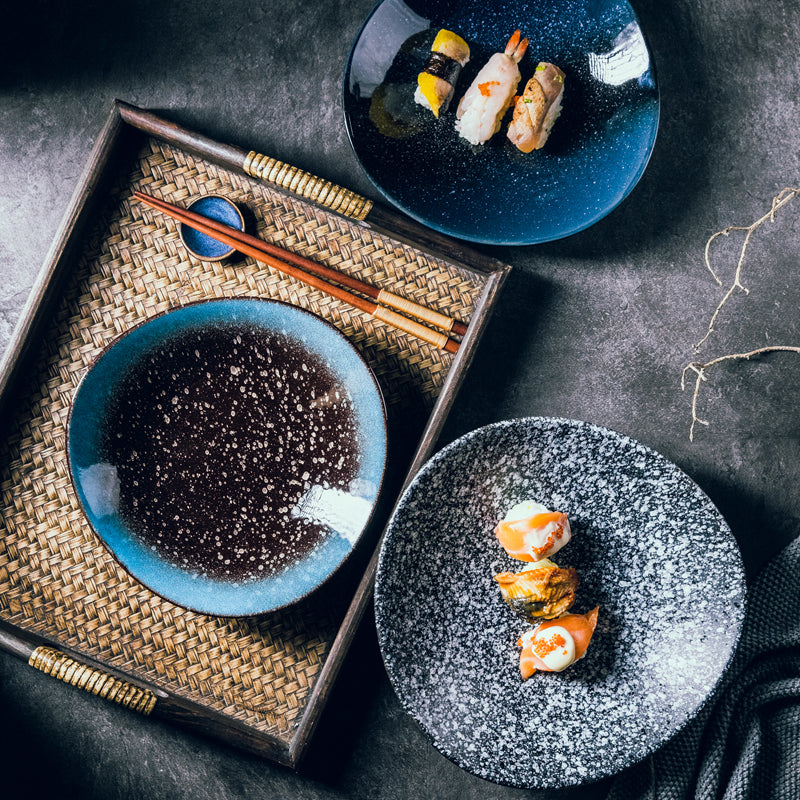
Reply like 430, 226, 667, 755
133, 191, 462, 354
138, 191, 467, 337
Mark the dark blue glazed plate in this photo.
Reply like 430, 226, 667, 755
375, 418, 745, 788
343, 0, 659, 244
68, 298, 387, 617
179, 194, 244, 261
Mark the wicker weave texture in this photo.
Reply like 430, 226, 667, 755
0, 138, 483, 742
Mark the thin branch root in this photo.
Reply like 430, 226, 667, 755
696, 187, 800, 352
682, 346, 800, 441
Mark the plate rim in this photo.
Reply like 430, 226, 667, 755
374, 415, 747, 787
67, 297, 389, 617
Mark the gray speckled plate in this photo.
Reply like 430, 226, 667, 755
374, 417, 746, 788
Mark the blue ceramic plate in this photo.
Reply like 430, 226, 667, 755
68, 299, 387, 617
375, 418, 745, 788
343, 0, 659, 244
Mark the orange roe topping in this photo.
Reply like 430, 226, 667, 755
478, 81, 500, 96
532, 631, 566, 658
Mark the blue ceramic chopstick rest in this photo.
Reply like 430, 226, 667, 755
179, 194, 245, 260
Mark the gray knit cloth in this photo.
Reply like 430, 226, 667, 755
607, 534, 800, 800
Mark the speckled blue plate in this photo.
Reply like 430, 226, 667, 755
68, 298, 387, 617
375, 417, 745, 788
343, 0, 659, 244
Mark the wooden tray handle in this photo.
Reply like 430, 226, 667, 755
116, 102, 375, 223
29, 646, 157, 715
244, 151, 373, 221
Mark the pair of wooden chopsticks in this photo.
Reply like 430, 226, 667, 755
132, 191, 466, 354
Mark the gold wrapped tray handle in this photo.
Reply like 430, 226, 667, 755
116, 102, 374, 222
29, 646, 157, 715
244, 151, 373, 221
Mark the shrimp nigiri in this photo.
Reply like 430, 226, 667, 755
456, 30, 528, 145
517, 607, 599, 679
494, 500, 572, 561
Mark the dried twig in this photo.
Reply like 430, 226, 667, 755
694, 186, 800, 352
682, 346, 800, 441
683, 187, 800, 439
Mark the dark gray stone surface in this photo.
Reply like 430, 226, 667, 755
1, 0, 799, 797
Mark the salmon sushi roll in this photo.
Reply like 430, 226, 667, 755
494, 500, 572, 561
517, 607, 599, 678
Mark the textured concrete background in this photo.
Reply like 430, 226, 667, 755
1, 0, 799, 797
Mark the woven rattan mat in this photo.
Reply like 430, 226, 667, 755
0, 137, 484, 741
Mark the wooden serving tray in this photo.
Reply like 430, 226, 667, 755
0, 101, 509, 766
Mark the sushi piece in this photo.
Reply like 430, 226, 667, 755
494, 559, 579, 620
507, 62, 566, 152
494, 500, 572, 561
455, 29, 528, 145
517, 607, 599, 678
414, 29, 471, 118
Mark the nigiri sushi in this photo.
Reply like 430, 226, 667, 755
507, 62, 566, 153
494, 500, 572, 561
494, 559, 579, 620
517, 607, 599, 678
456, 30, 528, 145
414, 30, 471, 118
